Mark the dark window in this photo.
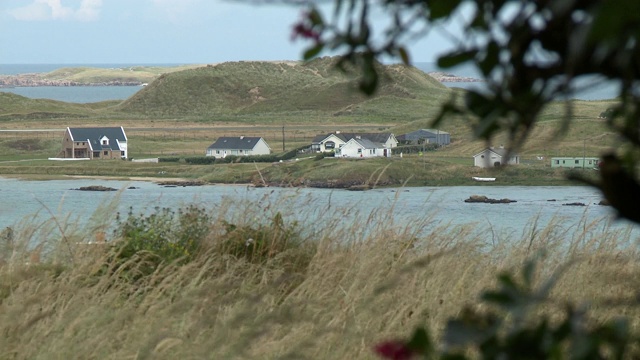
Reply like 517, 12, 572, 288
575, 160, 579, 164
103, 151, 108, 156
325, 141, 335, 149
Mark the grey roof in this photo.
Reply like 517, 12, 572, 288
207, 136, 265, 150
68, 127, 126, 151
312, 132, 394, 144
350, 137, 382, 149
473, 147, 515, 157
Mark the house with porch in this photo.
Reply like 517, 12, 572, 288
206, 136, 271, 158
335, 137, 392, 158
311, 132, 398, 153
62, 127, 128, 160
473, 147, 520, 168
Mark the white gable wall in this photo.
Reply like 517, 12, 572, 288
249, 138, 271, 156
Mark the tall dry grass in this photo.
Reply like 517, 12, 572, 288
1, 193, 639, 359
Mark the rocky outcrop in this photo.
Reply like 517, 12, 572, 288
74, 185, 117, 191
464, 195, 516, 204
156, 180, 206, 187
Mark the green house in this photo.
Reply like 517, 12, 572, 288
551, 157, 600, 168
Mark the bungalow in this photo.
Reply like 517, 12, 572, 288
551, 157, 600, 168
206, 136, 271, 158
473, 147, 519, 168
335, 137, 392, 158
397, 129, 451, 146
62, 127, 128, 160
311, 132, 398, 153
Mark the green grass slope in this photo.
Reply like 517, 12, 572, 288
0, 92, 108, 120
117, 57, 450, 119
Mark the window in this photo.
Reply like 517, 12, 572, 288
239, 150, 243, 153
216, 150, 220, 154
357, 148, 362, 154
555, 160, 559, 164
102, 140, 108, 145
575, 160, 579, 164
103, 151, 108, 156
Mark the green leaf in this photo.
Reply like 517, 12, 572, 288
437, 50, 477, 69
308, 8, 324, 26
398, 46, 410, 65
303, 43, 324, 60
406, 327, 433, 354
430, 0, 463, 20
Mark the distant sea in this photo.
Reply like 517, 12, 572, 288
0, 62, 619, 103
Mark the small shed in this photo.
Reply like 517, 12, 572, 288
473, 147, 520, 168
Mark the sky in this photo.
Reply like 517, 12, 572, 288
0, 0, 459, 65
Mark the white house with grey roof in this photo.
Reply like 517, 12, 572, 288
335, 137, 392, 158
206, 136, 271, 158
473, 147, 519, 168
311, 132, 398, 153
62, 127, 128, 160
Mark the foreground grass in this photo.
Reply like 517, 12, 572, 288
1, 196, 639, 359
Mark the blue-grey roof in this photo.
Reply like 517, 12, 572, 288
68, 127, 127, 151
207, 136, 264, 150
312, 132, 394, 144
350, 138, 381, 149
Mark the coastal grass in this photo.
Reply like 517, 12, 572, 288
1, 195, 640, 358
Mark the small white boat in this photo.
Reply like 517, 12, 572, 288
472, 176, 496, 182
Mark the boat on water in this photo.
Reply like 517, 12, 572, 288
472, 176, 496, 182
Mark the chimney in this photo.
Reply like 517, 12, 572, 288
336, 131, 341, 134
240, 135, 244, 140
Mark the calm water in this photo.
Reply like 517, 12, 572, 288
0, 86, 142, 103
0, 63, 618, 103
1, 178, 636, 244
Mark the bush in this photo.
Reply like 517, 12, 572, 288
184, 156, 217, 164
158, 157, 181, 163
108, 205, 212, 281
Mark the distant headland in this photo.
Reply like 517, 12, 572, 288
0, 64, 482, 88
426, 71, 484, 83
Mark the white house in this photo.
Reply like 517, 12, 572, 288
206, 136, 271, 158
335, 137, 392, 158
311, 132, 398, 153
473, 147, 519, 168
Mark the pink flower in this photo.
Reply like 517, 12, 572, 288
373, 340, 416, 360
290, 22, 320, 42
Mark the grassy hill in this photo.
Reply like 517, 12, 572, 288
116, 57, 451, 120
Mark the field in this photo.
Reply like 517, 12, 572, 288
1, 196, 639, 358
